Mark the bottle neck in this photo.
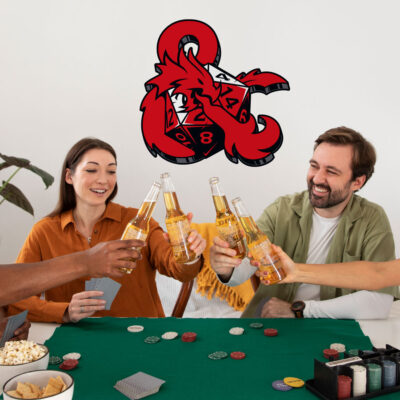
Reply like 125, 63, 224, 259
131, 183, 160, 229
210, 180, 232, 215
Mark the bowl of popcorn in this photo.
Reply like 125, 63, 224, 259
3, 370, 73, 399
0, 340, 49, 394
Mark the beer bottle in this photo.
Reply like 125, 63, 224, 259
160, 172, 197, 264
232, 197, 286, 285
209, 177, 246, 259
120, 181, 161, 273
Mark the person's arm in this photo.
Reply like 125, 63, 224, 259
269, 245, 400, 290
0, 239, 142, 307
304, 291, 393, 319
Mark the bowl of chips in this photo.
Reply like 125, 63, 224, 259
0, 341, 49, 394
3, 370, 73, 399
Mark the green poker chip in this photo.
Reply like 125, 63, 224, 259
249, 322, 263, 329
49, 356, 62, 365
208, 351, 228, 360
144, 336, 160, 344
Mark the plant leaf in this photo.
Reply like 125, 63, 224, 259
26, 165, 54, 189
0, 153, 30, 168
0, 181, 34, 215
0, 162, 11, 171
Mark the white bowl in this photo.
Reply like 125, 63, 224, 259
3, 370, 74, 400
0, 344, 49, 395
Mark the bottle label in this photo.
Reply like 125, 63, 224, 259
248, 239, 278, 266
166, 217, 191, 246
165, 216, 196, 262
216, 216, 244, 252
122, 224, 147, 241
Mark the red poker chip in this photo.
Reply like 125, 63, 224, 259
181, 332, 197, 342
323, 348, 339, 360
230, 351, 246, 360
264, 328, 278, 337
59, 359, 79, 370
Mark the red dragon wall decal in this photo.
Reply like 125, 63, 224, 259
141, 19, 290, 166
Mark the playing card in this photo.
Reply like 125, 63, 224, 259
0, 310, 28, 347
114, 372, 165, 399
91, 277, 121, 310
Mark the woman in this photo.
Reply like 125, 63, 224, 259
8, 138, 205, 323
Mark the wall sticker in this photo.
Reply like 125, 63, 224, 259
141, 19, 290, 166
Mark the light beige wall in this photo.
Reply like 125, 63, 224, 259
1, 0, 400, 261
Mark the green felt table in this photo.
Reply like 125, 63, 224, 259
41, 317, 393, 399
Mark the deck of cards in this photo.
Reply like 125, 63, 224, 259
85, 278, 121, 310
114, 372, 165, 399
0, 310, 28, 347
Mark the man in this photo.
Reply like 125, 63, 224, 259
0, 239, 142, 339
210, 126, 398, 319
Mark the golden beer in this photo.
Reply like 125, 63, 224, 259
210, 177, 246, 259
120, 182, 160, 273
232, 198, 286, 285
161, 173, 197, 264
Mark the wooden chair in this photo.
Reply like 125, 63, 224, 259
171, 280, 194, 318
250, 274, 260, 292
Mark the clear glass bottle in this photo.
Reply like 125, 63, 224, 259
232, 197, 286, 284
120, 181, 161, 273
161, 172, 197, 264
209, 177, 246, 259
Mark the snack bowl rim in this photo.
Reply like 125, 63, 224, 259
3, 369, 74, 399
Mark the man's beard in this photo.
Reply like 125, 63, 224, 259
307, 179, 352, 209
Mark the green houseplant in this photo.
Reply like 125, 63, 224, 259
0, 153, 54, 215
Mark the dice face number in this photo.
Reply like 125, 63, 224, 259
200, 132, 213, 144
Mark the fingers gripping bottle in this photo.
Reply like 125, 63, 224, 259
161, 172, 197, 264
120, 181, 161, 273
209, 177, 246, 259
232, 197, 286, 284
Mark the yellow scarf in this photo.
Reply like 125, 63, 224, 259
191, 222, 254, 311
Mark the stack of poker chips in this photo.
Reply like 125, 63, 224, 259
382, 360, 397, 388
350, 364, 367, 396
337, 375, 352, 399
366, 363, 382, 392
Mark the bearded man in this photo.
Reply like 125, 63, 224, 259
210, 126, 398, 319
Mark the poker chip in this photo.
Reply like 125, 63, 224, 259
272, 380, 293, 392
59, 359, 79, 370
283, 377, 305, 388
63, 352, 81, 360
49, 356, 62, 365
230, 351, 246, 360
229, 327, 244, 336
208, 351, 228, 360
330, 343, 346, 353
181, 332, 197, 342
249, 322, 263, 329
264, 328, 278, 337
127, 325, 144, 333
144, 336, 160, 344
161, 331, 178, 340
323, 348, 339, 360
337, 374, 352, 398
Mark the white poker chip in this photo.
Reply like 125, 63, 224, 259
161, 331, 179, 340
127, 325, 144, 333
330, 343, 346, 353
229, 327, 244, 335
63, 352, 81, 360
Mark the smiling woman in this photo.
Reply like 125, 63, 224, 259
7, 138, 205, 324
